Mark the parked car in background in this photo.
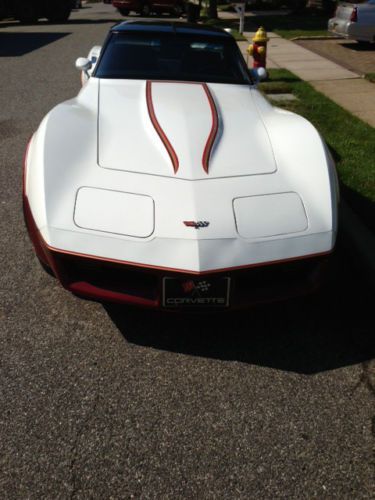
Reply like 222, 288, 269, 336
328, 0, 375, 43
112, 0, 185, 16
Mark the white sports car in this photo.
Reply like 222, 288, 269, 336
23, 21, 339, 309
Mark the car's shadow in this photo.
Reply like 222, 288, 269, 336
0, 32, 70, 57
104, 239, 374, 375
0, 18, 119, 29
341, 42, 375, 52
0, 12, 184, 30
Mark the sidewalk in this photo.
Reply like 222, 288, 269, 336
238, 28, 375, 128
218, 6, 375, 128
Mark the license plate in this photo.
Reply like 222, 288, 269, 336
162, 277, 230, 308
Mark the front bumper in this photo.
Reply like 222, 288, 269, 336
54, 250, 329, 309
24, 192, 329, 309
23, 196, 329, 310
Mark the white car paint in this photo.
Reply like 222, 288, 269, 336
233, 192, 308, 239
74, 187, 155, 238
98, 80, 277, 179
79, 45, 102, 84
24, 73, 338, 274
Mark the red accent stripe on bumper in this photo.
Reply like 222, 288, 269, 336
68, 282, 159, 307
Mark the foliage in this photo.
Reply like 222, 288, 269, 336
365, 73, 375, 84
200, 17, 247, 40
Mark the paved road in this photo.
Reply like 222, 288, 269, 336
0, 4, 374, 498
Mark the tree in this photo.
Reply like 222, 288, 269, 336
208, 0, 217, 19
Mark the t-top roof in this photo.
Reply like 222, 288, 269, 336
110, 20, 232, 38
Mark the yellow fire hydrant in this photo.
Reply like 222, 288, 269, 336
247, 27, 269, 70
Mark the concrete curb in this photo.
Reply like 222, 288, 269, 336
290, 36, 341, 41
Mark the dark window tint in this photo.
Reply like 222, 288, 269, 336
95, 32, 251, 84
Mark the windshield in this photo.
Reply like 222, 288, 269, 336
94, 31, 251, 85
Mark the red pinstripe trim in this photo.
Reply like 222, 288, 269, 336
68, 282, 159, 308
202, 83, 219, 174
146, 80, 179, 174
44, 242, 332, 276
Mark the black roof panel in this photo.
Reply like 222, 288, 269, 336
110, 21, 231, 38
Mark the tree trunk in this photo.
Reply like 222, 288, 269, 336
208, 0, 217, 19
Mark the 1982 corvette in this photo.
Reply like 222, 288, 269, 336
23, 21, 339, 309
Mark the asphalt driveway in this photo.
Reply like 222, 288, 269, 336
0, 4, 374, 498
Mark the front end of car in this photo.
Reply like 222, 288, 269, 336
23, 22, 339, 311
23, 117, 336, 311
23, 191, 331, 310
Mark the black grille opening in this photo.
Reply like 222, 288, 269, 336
52, 251, 328, 306
233, 258, 326, 302
55, 254, 159, 300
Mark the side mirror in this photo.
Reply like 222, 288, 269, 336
75, 57, 92, 73
88, 46, 102, 69
250, 67, 267, 83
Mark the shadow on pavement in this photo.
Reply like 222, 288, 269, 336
341, 184, 375, 233
53, 18, 122, 25
105, 238, 374, 375
0, 19, 116, 28
0, 32, 70, 57
328, 144, 374, 233
342, 42, 375, 52
50, 13, 184, 25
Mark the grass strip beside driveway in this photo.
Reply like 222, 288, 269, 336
260, 69, 375, 231
200, 17, 247, 40
246, 13, 330, 39
365, 73, 375, 84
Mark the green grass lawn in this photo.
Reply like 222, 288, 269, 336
259, 69, 375, 229
365, 73, 375, 84
245, 13, 330, 39
200, 17, 247, 40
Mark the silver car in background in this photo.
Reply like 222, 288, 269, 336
328, 0, 375, 43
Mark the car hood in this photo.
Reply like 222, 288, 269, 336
26, 78, 338, 271
98, 79, 277, 180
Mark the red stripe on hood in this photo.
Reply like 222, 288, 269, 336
146, 80, 179, 174
202, 83, 219, 174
